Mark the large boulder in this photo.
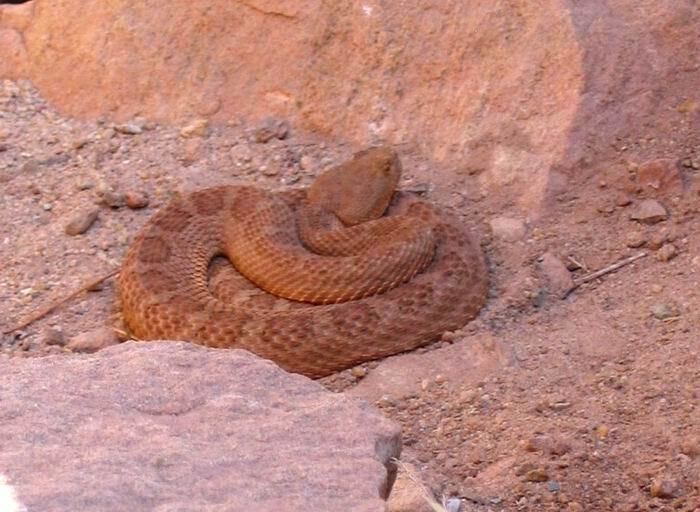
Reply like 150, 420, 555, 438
0, 0, 697, 211
0, 342, 401, 511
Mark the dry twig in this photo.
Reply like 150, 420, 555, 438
564, 251, 647, 298
2, 268, 120, 335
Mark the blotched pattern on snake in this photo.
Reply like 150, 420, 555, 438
119, 147, 488, 377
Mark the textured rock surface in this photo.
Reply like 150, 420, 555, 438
0, 342, 401, 511
2, 1, 697, 212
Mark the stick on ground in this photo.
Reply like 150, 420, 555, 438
2, 268, 120, 335
564, 251, 647, 298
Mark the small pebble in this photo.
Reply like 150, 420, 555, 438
66, 326, 120, 353
101, 127, 116, 139
650, 302, 679, 320
656, 243, 678, 262
648, 228, 673, 251
521, 435, 570, 456
524, 468, 549, 482
96, 186, 126, 208
280, 174, 300, 185
41, 328, 66, 347
647, 232, 668, 250
596, 424, 609, 440
350, 366, 367, 378
625, 231, 646, 248
180, 118, 209, 138
515, 462, 536, 476
650, 479, 678, 499
65, 208, 99, 236
299, 154, 315, 170
614, 192, 632, 207
76, 179, 95, 191
596, 202, 615, 215
549, 400, 572, 411
376, 394, 397, 407
441, 330, 459, 343
676, 99, 698, 113
630, 199, 668, 224
72, 138, 90, 150
547, 480, 560, 493
229, 143, 252, 164
125, 191, 150, 209
260, 164, 279, 177
114, 122, 143, 135
522, 438, 540, 452
253, 117, 290, 143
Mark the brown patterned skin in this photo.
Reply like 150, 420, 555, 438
119, 147, 488, 378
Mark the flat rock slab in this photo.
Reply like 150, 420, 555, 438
0, 341, 401, 511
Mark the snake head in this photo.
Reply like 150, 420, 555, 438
307, 145, 402, 225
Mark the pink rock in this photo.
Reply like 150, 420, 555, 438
539, 252, 574, 298
66, 326, 120, 352
630, 199, 668, 224
0, 342, 401, 511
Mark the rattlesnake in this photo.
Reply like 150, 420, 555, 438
119, 147, 488, 377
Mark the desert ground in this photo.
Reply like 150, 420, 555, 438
1, 79, 698, 510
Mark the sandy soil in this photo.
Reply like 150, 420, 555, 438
1, 79, 698, 511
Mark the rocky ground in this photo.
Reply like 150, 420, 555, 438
1, 79, 698, 511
